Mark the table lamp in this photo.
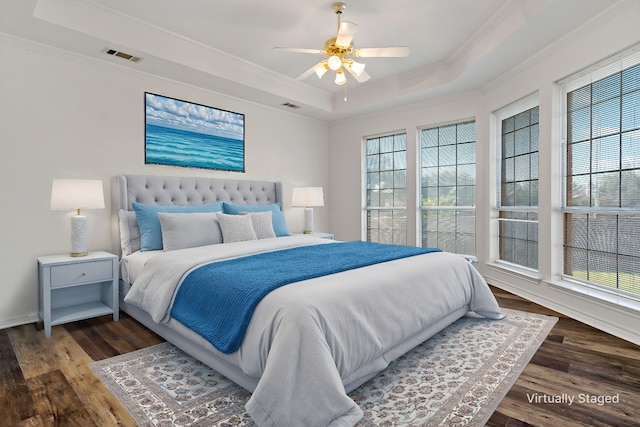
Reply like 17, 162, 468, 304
50, 179, 105, 257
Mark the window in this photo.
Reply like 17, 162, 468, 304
563, 54, 640, 296
364, 132, 407, 244
419, 121, 476, 254
498, 105, 539, 270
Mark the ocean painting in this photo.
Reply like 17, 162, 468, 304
145, 93, 245, 172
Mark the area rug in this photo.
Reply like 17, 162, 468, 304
90, 308, 557, 426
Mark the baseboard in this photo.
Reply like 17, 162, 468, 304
488, 276, 640, 347
0, 314, 39, 331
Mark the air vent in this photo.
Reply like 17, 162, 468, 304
281, 102, 301, 109
104, 48, 142, 63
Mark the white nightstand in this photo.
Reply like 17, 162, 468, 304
37, 251, 119, 338
295, 232, 334, 239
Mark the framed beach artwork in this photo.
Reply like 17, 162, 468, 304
144, 92, 245, 172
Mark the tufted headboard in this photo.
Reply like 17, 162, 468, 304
111, 174, 283, 256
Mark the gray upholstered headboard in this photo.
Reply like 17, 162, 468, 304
111, 174, 283, 256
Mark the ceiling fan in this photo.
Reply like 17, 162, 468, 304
273, 2, 410, 86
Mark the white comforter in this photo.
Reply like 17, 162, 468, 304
124, 236, 504, 427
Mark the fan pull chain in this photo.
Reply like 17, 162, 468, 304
344, 81, 348, 102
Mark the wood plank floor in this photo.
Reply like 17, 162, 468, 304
1, 286, 639, 426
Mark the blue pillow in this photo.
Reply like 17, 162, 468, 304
222, 202, 290, 237
133, 202, 223, 251
270, 210, 291, 237
222, 202, 281, 214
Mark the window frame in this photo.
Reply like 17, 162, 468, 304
362, 130, 408, 244
559, 50, 640, 299
417, 119, 477, 255
494, 93, 541, 272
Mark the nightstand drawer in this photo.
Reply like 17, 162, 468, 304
50, 260, 113, 288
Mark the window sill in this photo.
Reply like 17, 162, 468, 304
546, 278, 640, 313
485, 261, 640, 313
485, 260, 540, 283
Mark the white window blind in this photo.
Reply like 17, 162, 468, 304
562, 46, 640, 297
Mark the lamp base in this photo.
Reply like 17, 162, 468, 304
70, 215, 88, 257
303, 207, 314, 234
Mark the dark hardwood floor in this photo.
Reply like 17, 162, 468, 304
1, 286, 639, 426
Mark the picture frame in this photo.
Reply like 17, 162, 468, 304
144, 92, 245, 172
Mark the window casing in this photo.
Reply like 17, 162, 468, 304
498, 106, 539, 270
419, 121, 476, 254
364, 132, 407, 244
563, 55, 640, 296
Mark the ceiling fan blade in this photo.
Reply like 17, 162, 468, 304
296, 62, 324, 80
353, 46, 410, 58
336, 21, 358, 48
345, 64, 371, 83
272, 47, 325, 54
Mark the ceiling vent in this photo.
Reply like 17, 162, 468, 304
104, 48, 142, 63
281, 102, 301, 109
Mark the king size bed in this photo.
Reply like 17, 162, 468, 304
112, 174, 504, 427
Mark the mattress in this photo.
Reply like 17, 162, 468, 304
120, 249, 161, 285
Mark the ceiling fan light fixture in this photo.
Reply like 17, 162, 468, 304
313, 61, 328, 79
349, 60, 365, 76
274, 2, 409, 86
328, 55, 342, 71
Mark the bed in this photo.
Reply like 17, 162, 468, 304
112, 174, 504, 427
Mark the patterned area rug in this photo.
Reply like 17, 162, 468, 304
91, 308, 557, 426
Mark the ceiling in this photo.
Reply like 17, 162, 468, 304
0, 0, 621, 121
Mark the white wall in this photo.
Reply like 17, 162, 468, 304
328, 2, 640, 345
0, 37, 329, 327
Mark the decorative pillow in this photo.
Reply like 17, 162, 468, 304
222, 202, 291, 237
240, 211, 276, 239
132, 202, 223, 251
271, 210, 291, 237
119, 210, 140, 256
217, 213, 258, 243
222, 202, 281, 214
158, 212, 223, 251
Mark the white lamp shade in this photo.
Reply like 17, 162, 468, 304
314, 61, 328, 79
291, 187, 324, 207
350, 60, 365, 76
327, 55, 342, 71
51, 179, 105, 211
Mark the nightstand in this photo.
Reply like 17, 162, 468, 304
295, 232, 334, 239
37, 251, 119, 338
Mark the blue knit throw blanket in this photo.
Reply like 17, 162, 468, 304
170, 241, 441, 353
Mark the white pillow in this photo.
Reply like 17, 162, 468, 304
217, 213, 258, 243
119, 210, 141, 256
158, 212, 223, 251
241, 211, 276, 239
